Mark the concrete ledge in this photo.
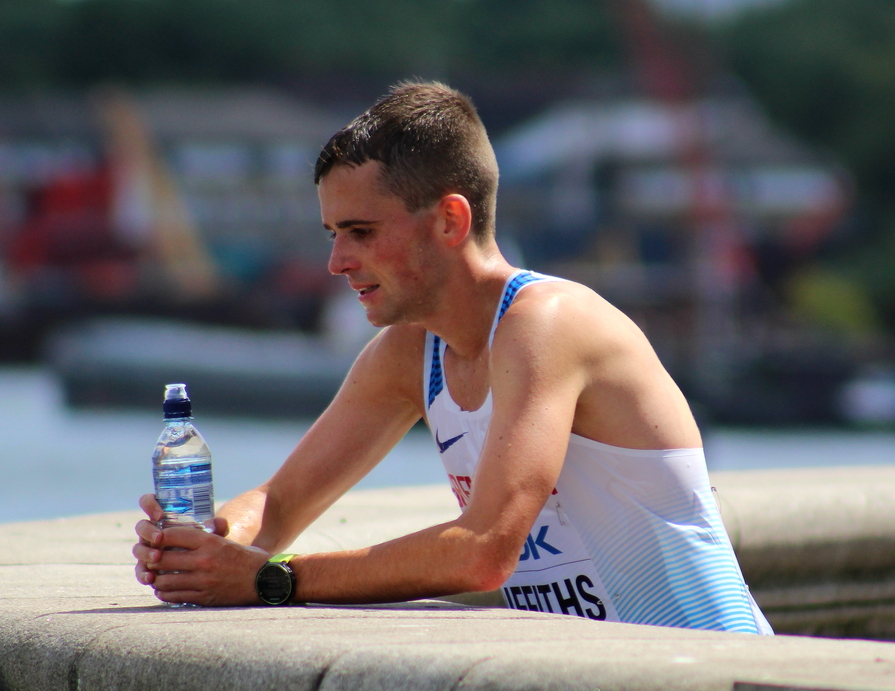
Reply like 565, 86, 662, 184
2, 467, 895, 690
714, 466, 895, 639
717, 466, 895, 582
2, 587, 895, 691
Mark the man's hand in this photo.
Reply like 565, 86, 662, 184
133, 494, 270, 606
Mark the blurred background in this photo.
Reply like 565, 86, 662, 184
1, 0, 893, 523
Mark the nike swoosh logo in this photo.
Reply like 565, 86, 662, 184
436, 430, 467, 454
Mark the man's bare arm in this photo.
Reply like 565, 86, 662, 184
212, 368, 423, 551
133, 325, 425, 599
255, 287, 591, 605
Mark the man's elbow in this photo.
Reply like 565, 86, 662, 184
461, 544, 519, 593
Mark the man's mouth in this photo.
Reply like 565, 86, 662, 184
358, 285, 379, 297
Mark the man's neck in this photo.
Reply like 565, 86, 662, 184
419, 250, 515, 361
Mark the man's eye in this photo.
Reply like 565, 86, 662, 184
329, 227, 372, 241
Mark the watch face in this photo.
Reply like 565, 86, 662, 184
256, 562, 293, 605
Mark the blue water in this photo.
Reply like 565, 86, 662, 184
1, 366, 893, 523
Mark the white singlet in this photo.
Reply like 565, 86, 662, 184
423, 270, 772, 634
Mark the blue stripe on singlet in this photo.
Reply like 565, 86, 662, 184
497, 271, 544, 321
428, 271, 546, 409
427, 335, 443, 408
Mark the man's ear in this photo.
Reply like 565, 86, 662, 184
438, 194, 473, 247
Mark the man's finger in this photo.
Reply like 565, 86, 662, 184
132, 541, 162, 564
134, 519, 162, 546
139, 493, 164, 522
160, 526, 216, 550
154, 588, 202, 605
148, 548, 199, 574
212, 516, 230, 537
135, 562, 156, 586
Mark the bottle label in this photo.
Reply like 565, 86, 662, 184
154, 462, 214, 522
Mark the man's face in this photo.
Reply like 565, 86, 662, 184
319, 161, 443, 327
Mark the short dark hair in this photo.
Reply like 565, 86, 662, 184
314, 81, 499, 241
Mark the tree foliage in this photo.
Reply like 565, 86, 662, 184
0, 0, 621, 88
719, 0, 895, 208
717, 0, 895, 327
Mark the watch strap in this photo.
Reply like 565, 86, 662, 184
269, 553, 297, 564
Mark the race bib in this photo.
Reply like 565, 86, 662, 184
502, 498, 620, 622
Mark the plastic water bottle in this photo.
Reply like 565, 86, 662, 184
152, 383, 214, 531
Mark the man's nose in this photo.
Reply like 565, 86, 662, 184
328, 236, 359, 275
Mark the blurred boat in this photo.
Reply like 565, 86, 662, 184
44, 316, 368, 418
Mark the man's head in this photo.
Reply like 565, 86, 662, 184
314, 81, 499, 242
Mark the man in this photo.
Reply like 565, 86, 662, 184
134, 81, 772, 634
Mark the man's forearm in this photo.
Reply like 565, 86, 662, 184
218, 483, 322, 555
286, 519, 518, 606
216, 487, 269, 546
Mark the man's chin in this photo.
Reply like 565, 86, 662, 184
364, 309, 414, 329
363, 309, 394, 328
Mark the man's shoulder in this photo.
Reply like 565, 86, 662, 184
494, 276, 648, 356
338, 324, 428, 412
505, 277, 624, 326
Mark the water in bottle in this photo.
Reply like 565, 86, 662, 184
152, 383, 214, 531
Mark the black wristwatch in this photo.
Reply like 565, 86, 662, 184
255, 554, 297, 605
